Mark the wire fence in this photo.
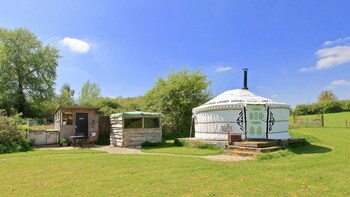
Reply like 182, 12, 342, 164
291, 114, 350, 128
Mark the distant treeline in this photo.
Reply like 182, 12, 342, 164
293, 100, 350, 115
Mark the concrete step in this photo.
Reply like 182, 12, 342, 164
233, 141, 279, 148
227, 145, 283, 153
225, 150, 257, 157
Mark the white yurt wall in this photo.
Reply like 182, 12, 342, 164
194, 109, 245, 141
266, 107, 290, 139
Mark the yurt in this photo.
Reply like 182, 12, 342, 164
192, 69, 290, 144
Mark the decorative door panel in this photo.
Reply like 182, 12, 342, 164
246, 105, 267, 139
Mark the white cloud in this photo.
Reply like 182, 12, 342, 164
331, 79, 350, 86
59, 37, 90, 53
323, 37, 350, 46
299, 67, 315, 72
300, 45, 350, 72
315, 46, 350, 69
215, 66, 232, 72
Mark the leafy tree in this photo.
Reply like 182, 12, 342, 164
78, 80, 101, 106
322, 101, 342, 113
58, 83, 75, 106
90, 98, 121, 116
144, 68, 211, 137
0, 28, 60, 117
114, 96, 145, 112
318, 90, 337, 103
294, 104, 310, 115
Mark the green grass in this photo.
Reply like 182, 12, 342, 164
141, 140, 223, 156
0, 127, 349, 196
290, 111, 350, 128
0, 149, 104, 159
1, 111, 349, 195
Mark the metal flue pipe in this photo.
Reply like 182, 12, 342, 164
242, 68, 248, 90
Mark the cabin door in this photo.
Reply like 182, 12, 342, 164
246, 105, 267, 139
76, 113, 88, 137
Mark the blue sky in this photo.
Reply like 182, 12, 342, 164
1, 0, 350, 107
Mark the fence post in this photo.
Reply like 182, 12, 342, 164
321, 115, 324, 127
346, 120, 348, 128
293, 115, 296, 125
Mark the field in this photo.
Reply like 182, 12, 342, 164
1, 116, 350, 196
290, 111, 350, 128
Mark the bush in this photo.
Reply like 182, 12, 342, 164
174, 138, 186, 147
59, 138, 70, 146
174, 138, 220, 150
96, 136, 110, 145
194, 143, 209, 149
0, 112, 32, 154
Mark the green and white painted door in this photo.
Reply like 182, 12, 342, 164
246, 105, 267, 139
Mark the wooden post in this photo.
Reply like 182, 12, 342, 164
321, 114, 324, 127
293, 115, 296, 125
189, 116, 193, 138
346, 120, 348, 128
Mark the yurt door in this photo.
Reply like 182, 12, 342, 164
246, 105, 267, 139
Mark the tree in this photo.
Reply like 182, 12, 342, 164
144, 68, 211, 137
90, 98, 121, 116
318, 90, 337, 103
58, 83, 75, 106
0, 28, 60, 117
78, 80, 101, 106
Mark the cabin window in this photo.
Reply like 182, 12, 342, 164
144, 118, 160, 128
62, 113, 73, 125
124, 118, 143, 128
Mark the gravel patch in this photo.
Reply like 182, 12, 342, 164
202, 154, 253, 162
93, 146, 144, 154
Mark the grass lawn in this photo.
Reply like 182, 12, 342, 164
141, 140, 223, 156
0, 128, 349, 196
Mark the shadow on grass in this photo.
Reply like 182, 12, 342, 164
289, 142, 332, 155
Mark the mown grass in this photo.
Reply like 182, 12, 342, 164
0, 149, 104, 159
0, 127, 349, 196
141, 140, 223, 156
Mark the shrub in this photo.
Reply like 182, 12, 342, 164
0, 112, 32, 154
59, 138, 70, 146
174, 138, 186, 147
174, 139, 221, 150
96, 136, 110, 145
194, 143, 209, 149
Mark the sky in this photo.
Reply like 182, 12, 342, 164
1, 0, 350, 107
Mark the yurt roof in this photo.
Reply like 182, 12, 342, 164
193, 89, 290, 114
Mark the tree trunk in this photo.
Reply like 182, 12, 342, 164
15, 82, 28, 117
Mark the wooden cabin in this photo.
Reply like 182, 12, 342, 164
110, 112, 162, 148
54, 106, 100, 140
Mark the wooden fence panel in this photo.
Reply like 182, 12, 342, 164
99, 116, 111, 138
